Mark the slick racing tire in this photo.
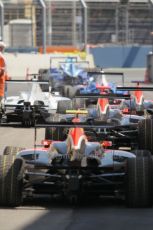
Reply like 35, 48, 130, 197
56, 100, 72, 114
45, 118, 68, 141
138, 119, 153, 155
3, 146, 25, 156
132, 149, 151, 157
0, 155, 24, 207
72, 98, 86, 109
126, 157, 152, 208
64, 85, 76, 98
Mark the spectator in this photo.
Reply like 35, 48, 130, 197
0, 41, 10, 119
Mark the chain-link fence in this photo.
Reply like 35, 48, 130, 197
0, 0, 153, 52
0, 0, 87, 52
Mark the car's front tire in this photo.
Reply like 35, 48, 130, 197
3, 146, 25, 156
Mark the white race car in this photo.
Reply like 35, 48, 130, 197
1, 79, 72, 126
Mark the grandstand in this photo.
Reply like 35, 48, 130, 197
1, 0, 153, 47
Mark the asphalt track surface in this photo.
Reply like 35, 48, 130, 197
1, 68, 153, 230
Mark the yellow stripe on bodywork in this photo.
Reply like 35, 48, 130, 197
66, 110, 88, 114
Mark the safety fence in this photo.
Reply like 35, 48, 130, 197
0, 0, 153, 53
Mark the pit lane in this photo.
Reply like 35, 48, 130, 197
1, 68, 153, 230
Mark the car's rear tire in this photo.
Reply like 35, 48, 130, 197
64, 85, 76, 98
3, 146, 25, 156
126, 157, 152, 208
72, 98, 86, 109
45, 126, 67, 141
132, 149, 151, 157
0, 155, 24, 207
45, 118, 67, 141
56, 100, 72, 114
138, 119, 153, 154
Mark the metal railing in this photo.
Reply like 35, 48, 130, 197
0, 0, 153, 52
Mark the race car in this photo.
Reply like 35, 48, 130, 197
77, 77, 153, 119
0, 115, 152, 208
38, 57, 90, 98
75, 88, 145, 126
0, 79, 72, 126
79, 70, 130, 108
117, 82, 153, 114
44, 108, 146, 151
43, 88, 146, 144
80, 70, 127, 94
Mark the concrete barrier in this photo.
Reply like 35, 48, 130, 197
89, 45, 152, 68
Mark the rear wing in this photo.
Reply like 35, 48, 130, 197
117, 86, 153, 91
34, 122, 137, 142
4, 103, 48, 109
33, 121, 138, 151
87, 70, 123, 76
35, 121, 137, 129
50, 56, 78, 68
6, 80, 49, 84
75, 92, 131, 99
85, 70, 125, 85
85, 68, 124, 77
84, 67, 123, 75
59, 60, 89, 67
34, 121, 113, 145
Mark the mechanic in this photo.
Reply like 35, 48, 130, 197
0, 41, 10, 119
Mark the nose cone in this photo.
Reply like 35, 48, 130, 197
134, 90, 144, 105
68, 117, 86, 148
67, 117, 87, 162
98, 97, 109, 114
